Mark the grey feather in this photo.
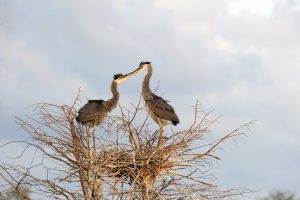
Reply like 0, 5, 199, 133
140, 62, 180, 128
76, 77, 121, 128
146, 94, 179, 126
76, 100, 108, 127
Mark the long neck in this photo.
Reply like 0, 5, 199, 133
142, 65, 153, 96
107, 81, 119, 111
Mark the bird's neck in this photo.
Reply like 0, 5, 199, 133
107, 81, 119, 111
142, 65, 153, 96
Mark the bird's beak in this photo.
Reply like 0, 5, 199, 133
121, 67, 144, 80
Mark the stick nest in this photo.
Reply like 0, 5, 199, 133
95, 145, 175, 187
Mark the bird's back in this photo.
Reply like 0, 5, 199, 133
76, 99, 107, 126
145, 93, 179, 126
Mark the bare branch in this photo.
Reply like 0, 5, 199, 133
0, 91, 253, 199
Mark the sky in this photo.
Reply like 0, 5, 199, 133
1, 0, 300, 199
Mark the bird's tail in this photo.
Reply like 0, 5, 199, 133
76, 115, 82, 123
172, 120, 179, 126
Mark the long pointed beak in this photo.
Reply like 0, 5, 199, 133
120, 67, 143, 80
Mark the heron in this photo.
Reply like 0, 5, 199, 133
76, 72, 139, 127
130, 62, 179, 142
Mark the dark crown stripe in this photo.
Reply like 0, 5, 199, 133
113, 73, 123, 79
139, 61, 151, 65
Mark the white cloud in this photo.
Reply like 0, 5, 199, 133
226, 0, 275, 16
1, 0, 300, 197
0, 30, 88, 108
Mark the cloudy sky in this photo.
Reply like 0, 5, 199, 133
1, 0, 300, 198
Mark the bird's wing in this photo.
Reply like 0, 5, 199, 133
146, 94, 179, 124
77, 100, 106, 123
88, 100, 105, 104
78, 100, 105, 114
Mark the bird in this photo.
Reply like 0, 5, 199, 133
130, 62, 179, 142
76, 72, 138, 128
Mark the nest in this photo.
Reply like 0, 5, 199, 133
95, 146, 175, 187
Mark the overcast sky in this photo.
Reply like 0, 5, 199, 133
1, 0, 300, 198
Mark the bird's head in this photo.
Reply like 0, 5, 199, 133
125, 61, 151, 76
113, 61, 152, 84
113, 73, 128, 84
138, 61, 151, 69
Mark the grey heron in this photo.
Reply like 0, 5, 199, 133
76, 72, 138, 127
131, 62, 179, 138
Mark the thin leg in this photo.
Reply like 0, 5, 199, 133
157, 120, 164, 146
86, 126, 90, 151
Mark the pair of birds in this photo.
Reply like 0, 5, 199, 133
76, 62, 179, 133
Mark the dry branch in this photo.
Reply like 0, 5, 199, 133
0, 92, 253, 199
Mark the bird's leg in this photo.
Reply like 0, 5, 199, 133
85, 126, 93, 189
91, 126, 96, 151
157, 121, 164, 146
86, 126, 90, 152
